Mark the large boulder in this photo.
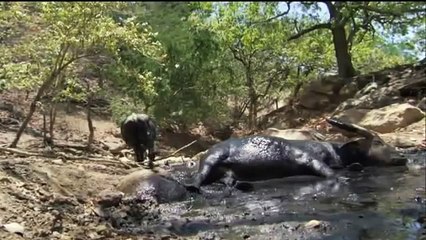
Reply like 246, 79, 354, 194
335, 62, 426, 112
334, 82, 402, 112
334, 103, 425, 134
379, 119, 426, 148
299, 93, 331, 110
296, 60, 425, 112
298, 74, 346, 110
380, 132, 424, 148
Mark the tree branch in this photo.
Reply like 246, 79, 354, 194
287, 23, 331, 41
249, 2, 291, 25
57, 53, 97, 74
258, 66, 290, 99
229, 45, 246, 66
324, 1, 337, 19
347, 16, 359, 51
356, 5, 426, 17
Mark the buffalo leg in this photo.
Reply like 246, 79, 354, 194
220, 172, 254, 192
147, 146, 156, 169
292, 148, 335, 178
134, 144, 146, 163
184, 150, 228, 193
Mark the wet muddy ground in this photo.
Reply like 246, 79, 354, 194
107, 151, 426, 240
0, 151, 424, 240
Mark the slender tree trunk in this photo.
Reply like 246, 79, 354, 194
331, 26, 356, 78
42, 106, 48, 146
49, 102, 57, 143
246, 70, 257, 130
86, 95, 94, 149
10, 80, 53, 148
10, 42, 73, 148
232, 95, 239, 121
289, 82, 303, 106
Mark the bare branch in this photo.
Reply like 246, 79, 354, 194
287, 23, 331, 41
250, 2, 291, 25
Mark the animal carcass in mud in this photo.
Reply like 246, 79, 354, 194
184, 118, 408, 193
120, 113, 158, 168
97, 169, 190, 207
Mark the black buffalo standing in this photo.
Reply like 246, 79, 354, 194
120, 113, 157, 168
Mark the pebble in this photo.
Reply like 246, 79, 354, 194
2, 222, 25, 236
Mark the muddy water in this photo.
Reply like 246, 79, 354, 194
145, 152, 425, 240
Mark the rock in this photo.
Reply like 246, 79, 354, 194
380, 132, 425, 148
101, 137, 124, 151
334, 89, 401, 112
160, 156, 191, 165
2, 222, 25, 236
302, 74, 342, 96
335, 103, 425, 133
51, 159, 64, 165
305, 220, 322, 229
118, 156, 132, 164
262, 128, 325, 141
95, 224, 108, 234
96, 190, 124, 208
334, 63, 426, 112
417, 97, 426, 111
299, 93, 330, 109
339, 81, 359, 98
347, 163, 364, 172
398, 77, 426, 98
92, 206, 107, 218
192, 150, 208, 161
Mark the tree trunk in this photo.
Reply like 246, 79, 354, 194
232, 95, 239, 120
246, 70, 257, 130
86, 95, 94, 149
49, 102, 57, 143
10, 80, 52, 148
42, 107, 47, 146
331, 25, 356, 78
289, 82, 303, 106
325, 2, 356, 79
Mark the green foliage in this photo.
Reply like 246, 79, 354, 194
0, 2, 165, 103
352, 34, 414, 74
109, 96, 146, 126
115, 2, 228, 126
1, 1, 423, 133
193, 3, 288, 108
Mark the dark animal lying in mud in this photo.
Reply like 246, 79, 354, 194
184, 118, 408, 193
121, 113, 158, 168
116, 169, 190, 204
